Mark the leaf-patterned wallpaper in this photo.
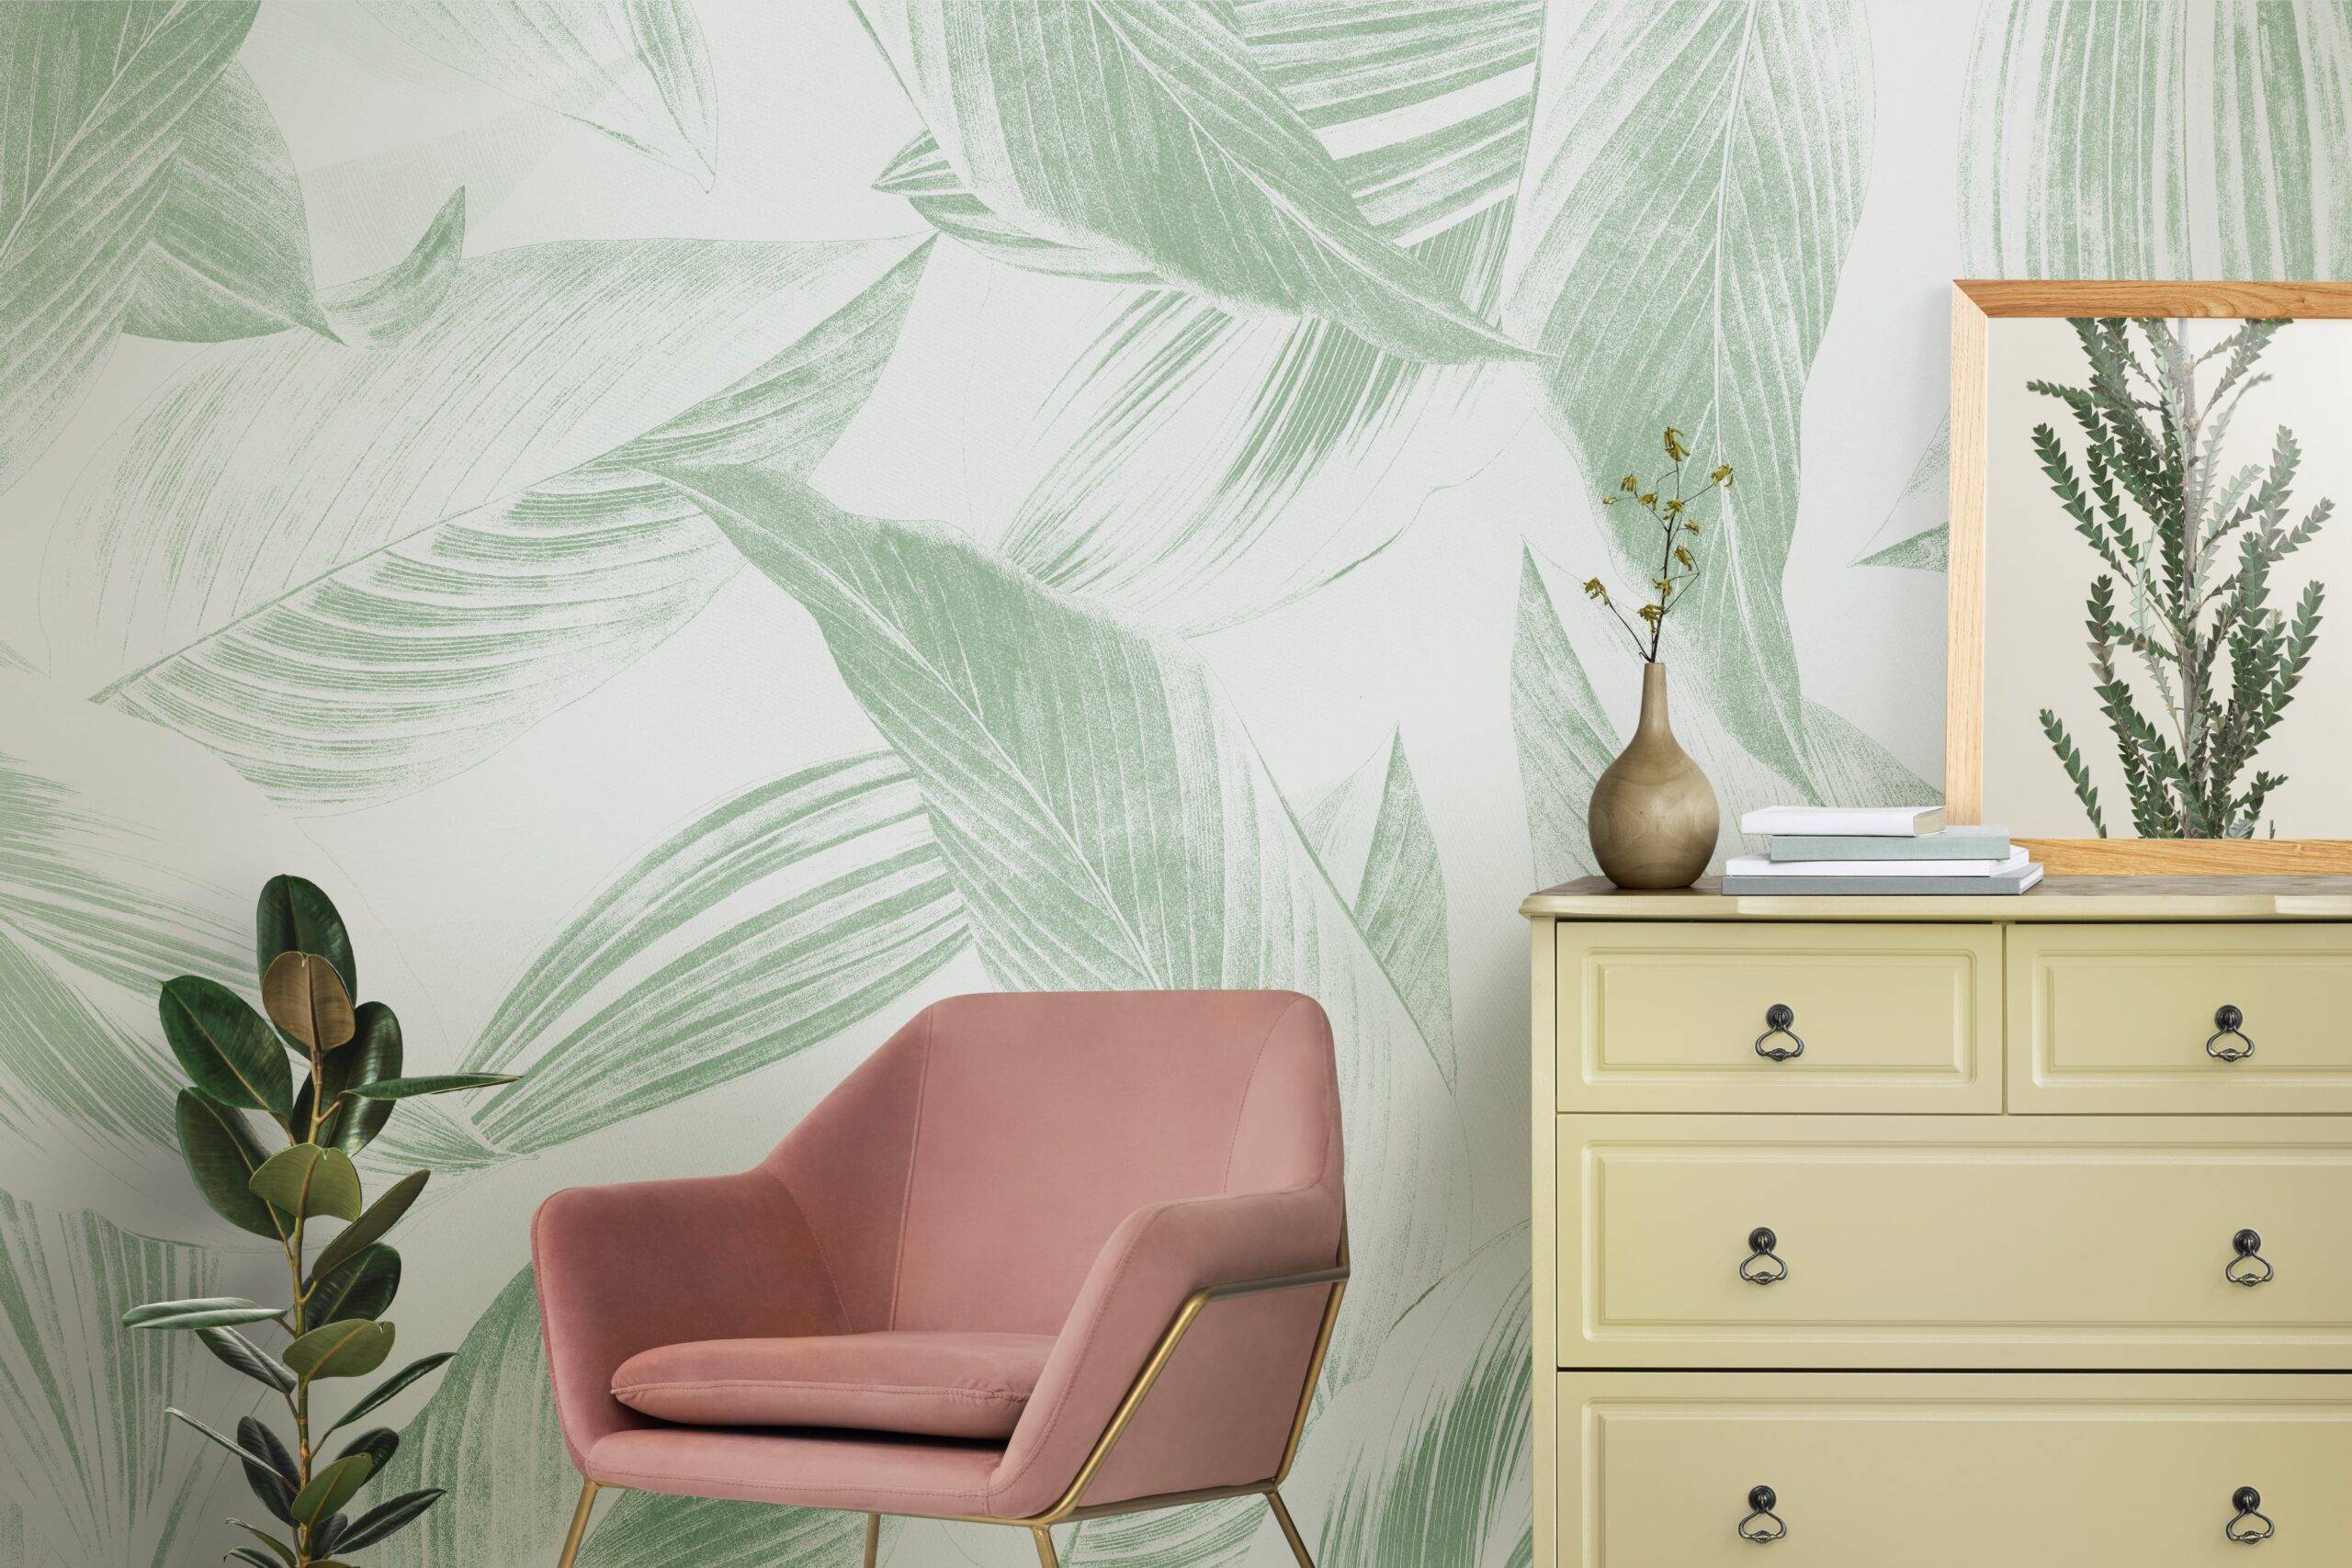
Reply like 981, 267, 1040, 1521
0, 3, 2342, 1562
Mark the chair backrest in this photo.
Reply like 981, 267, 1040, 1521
764, 990, 1340, 1336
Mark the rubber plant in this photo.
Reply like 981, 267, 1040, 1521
122, 874, 517, 1567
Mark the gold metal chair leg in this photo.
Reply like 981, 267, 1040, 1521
1031, 1525, 1059, 1566
555, 1479, 599, 1568
863, 1513, 881, 1568
1265, 1488, 1315, 1567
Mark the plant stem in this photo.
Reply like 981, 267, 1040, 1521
291, 1042, 323, 1563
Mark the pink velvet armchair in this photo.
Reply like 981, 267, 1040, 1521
533, 990, 1348, 1567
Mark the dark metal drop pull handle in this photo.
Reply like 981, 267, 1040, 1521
2227, 1229, 2275, 1287
1739, 1227, 1788, 1286
2209, 1004, 2255, 1062
1737, 1484, 1786, 1544
2226, 1484, 2275, 1544
1754, 1003, 1804, 1062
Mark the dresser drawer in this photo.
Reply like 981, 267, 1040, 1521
2008, 924, 2352, 1113
1553, 924, 1999, 1112
1559, 1371, 2352, 1566
1556, 1114, 2352, 1369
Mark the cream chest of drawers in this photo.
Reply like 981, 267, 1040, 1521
1524, 875, 2352, 1566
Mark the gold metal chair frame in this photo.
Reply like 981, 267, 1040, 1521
554, 1239, 1349, 1568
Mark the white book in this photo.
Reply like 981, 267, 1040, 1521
1737, 804, 1946, 837
1724, 847, 2030, 879
1721, 863, 2043, 897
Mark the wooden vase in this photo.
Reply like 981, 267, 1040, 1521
1589, 661, 1719, 889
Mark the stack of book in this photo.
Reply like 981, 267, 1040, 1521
1721, 807, 2043, 895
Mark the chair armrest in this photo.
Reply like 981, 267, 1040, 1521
984, 1183, 1344, 1519
532, 1169, 845, 1468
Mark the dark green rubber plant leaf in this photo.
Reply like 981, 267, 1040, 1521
248, 1143, 363, 1224
159, 976, 292, 1113
161, 1407, 281, 1469
174, 1088, 288, 1238
230, 1522, 296, 1566
329, 1487, 445, 1551
229, 1548, 283, 1567
122, 1297, 282, 1331
285, 1319, 395, 1384
335, 1427, 400, 1476
309, 1244, 401, 1325
321, 1351, 455, 1438
326, 1002, 402, 1153
238, 1416, 300, 1526
309, 1169, 426, 1283
256, 874, 355, 996
345, 1073, 517, 1100
164, 1408, 297, 1526
197, 1326, 296, 1393
289, 1453, 374, 1527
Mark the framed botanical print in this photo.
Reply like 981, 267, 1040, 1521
1947, 280, 2352, 874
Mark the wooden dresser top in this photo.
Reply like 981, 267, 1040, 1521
1521, 874, 2352, 922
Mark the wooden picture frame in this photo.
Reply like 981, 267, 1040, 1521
1946, 279, 2352, 874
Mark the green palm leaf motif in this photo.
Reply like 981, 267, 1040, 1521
123, 64, 335, 344
0, 0, 257, 494
577, 1492, 865, 1567
1300, 732, 1454, 1088
0, 923, 182, 1163
0, 1190, 236, 1568
458, 750, 968, 1157
1288, 1227, 1531, 1568
0, 680, 324, 1171
1964, 1, 2352, 279
872, 135, 1159, 284
1058, 1497, 1263, 1568
0, 1500, 37, 1565
43, 237, 931, 811
1854, 415, 1950, 572
366, 1269, 579, 1568
320, 187, 469, 350
998, 204, 1514, 633
2213, 3, 2352, 276
853, 0, 1528, 365
0, 682, 248, 994
359, 0, 718, 187
1509, 551, 1621, 883
656, 460, 1468, 1387
1961, 0, 2191, 276
1504, 0, 1874, 789
964, 0, 1540, 635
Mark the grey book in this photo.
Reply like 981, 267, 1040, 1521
1769, 826, 2011, 862
1722, 863, 2044, 897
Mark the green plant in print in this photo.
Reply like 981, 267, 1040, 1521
852, 0, 1532, 366
2029, 318, 2331, 839
0, 1189, 244, 1568
1962, 2, 2352, 280
881, 0, 1541, 633
358, 0, 718, 188
121, 875, 516, 1567
449, 750, 969, 1159
1506, 0, 1872, 792
44, 236, 932, 811
0, 0, 260, 492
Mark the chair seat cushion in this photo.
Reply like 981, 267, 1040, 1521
611, 1330, 1057, 1440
